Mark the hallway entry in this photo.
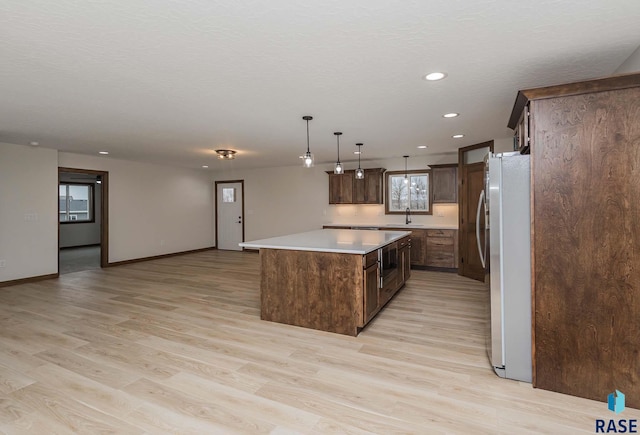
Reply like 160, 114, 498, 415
58, 168, 109, 274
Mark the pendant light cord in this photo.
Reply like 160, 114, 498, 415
306, 119, 310, 154
337, 135, 340, 163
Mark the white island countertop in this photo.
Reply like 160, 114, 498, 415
324, 223, 459, 230
239, 229, 411, 254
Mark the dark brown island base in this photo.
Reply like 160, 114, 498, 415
240, 229, 411, 336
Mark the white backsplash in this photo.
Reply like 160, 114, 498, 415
324, 203, 458, 228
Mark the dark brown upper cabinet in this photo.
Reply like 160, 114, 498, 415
327, 172, 353, 204
327, 169, 384, 205
431, 164, 458, 203
354, 168, 384, 204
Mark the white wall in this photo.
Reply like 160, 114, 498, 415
494, 136, 515, 154
0, 142, 58, 281
58, 153, 214, 262
213, 154, 460, 241
615, 45, 640, 74
214, 164, 329, 242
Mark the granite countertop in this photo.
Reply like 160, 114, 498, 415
239, 229, 411, 254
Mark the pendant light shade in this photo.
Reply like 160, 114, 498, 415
355, 143, 364, 179
302, 116, 314, 168
333, 132, 343, 174
403, 155, 409, 184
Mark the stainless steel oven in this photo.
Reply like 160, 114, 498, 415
378, 242, 399, 289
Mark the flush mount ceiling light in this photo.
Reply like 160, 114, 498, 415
301, 115, 314, 168
417, 145, 427, 149
215, 149, 236, 160
202, 165, 209, 168
355, 143, 364, 179
403, 155, 409, 184
443, 113, 459, 118
333, 132, 343, 174
424, 72, 447, 81
453, 134, 465, 138
98, 151, 109, 155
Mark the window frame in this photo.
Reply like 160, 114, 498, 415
384, 169, 433, 215
59, 182, 95, 224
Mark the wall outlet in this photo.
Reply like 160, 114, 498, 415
0, 260, 6, 268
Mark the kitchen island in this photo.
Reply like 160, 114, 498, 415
240, 229, 411, 336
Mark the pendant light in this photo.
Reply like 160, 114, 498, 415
302, 115, 314, 168
355, 143, 364, 179
333, 132, 343, 174
403, 155, 409, 184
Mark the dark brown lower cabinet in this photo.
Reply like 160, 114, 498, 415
363, 253, 379, 324
260, 236, 411, 336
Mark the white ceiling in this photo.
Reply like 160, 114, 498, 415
1, 1, 639, 170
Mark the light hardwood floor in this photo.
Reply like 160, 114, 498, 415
0, 250, 636, 434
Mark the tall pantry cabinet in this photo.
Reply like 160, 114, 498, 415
508, 73, 640, 407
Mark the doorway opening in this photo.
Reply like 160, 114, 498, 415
58, 168, 109, 274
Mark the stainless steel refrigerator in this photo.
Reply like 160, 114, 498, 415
477, 152, 532, 382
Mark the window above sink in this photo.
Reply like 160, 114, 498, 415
385, 169, 432, 215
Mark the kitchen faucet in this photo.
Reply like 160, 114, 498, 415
405, 207, 411, 225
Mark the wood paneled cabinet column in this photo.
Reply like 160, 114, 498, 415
507, 72, 640, 407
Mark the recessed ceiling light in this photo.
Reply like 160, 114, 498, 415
452, 134, 465, 139
98, 151, 109, 155
29, 141, 39, 146
417, 145, 427, 149
353, 151, 361, 155
202, 165, 209, 168
424, 72, 447, 81
443, 113, 459, 118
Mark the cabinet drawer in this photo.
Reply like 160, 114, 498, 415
426, 229, 455, 238
397, 236, 411, 249
426, 251, 455, 268
426, 237, 453, 248
364, 251, 378, 269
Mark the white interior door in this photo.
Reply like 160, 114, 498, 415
216, 181, 244, 251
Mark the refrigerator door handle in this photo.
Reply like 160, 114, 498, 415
476, 189, 486, 269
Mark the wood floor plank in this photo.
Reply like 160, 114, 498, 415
123, 377, 277, 433
0, 249, 637, 434
8, 383, 143, 434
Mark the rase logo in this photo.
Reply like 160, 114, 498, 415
596, 390, 637, 433
610, 391, 626, 414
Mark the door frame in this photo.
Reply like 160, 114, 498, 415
458, 140, 493, 279
214, 180, 245, 249
58, 167, 110, 269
